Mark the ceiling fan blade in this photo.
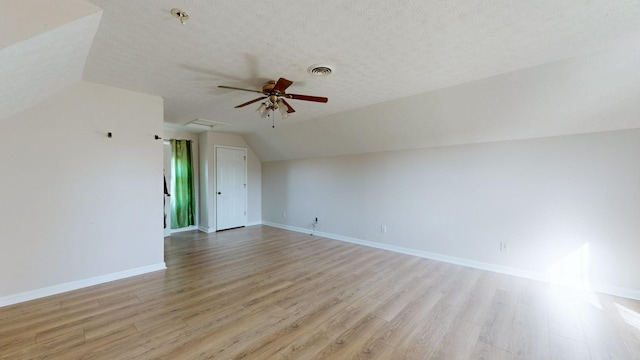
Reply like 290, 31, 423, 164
235, 97, 266, 108
272, 78, 293, 93
285, 93, 328, 103
280, 98, 296, 113
218, 85, 264, 94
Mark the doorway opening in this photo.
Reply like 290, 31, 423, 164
164, 139, 197, 236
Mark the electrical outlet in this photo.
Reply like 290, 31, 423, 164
500, 242, 509, 252
381, 225, 387, 234
282, 211, 286, 219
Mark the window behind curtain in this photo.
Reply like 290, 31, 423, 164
170, 139, 195, 229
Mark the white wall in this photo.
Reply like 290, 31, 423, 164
262, 129, 640, 299
0, 81, 165, 303
199, 131, 261, 232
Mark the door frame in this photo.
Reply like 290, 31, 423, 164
214, 145, 248, 231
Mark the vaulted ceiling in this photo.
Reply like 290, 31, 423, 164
0, 0, 102, 121
3, 0, 640, 160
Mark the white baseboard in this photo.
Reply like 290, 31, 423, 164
170, 225, 198, 233
594, 284, 640, 302
262, 222, 640, 301
0, 262, 167, 308
198, 226, 215, 233
198, 222, 262, 233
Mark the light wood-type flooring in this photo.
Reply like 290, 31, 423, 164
2, 225, 640, 359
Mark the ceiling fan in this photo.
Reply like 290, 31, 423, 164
218, 78, 328, 121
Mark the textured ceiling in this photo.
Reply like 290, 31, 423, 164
0, 0, 100, 49
246, 43, 640, 160
83, 1, 640, 130
5, 1, 640, 161
0, 0, 101, 122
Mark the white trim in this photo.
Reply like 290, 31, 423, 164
262, 222, 640, 301
170, 225, 198, 233
0, 263, 166, 308
198, 226, 215, 233
198, 223, 260, 233
593, 284, 640, 302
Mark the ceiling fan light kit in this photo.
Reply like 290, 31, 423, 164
219, 77, 328, 127
256, 103, 268, 118
277, 99, 289, 118
255, 99, 290, 128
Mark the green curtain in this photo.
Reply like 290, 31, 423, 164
170, 139, 195, 229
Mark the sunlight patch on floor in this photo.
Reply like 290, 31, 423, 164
546, 243, 602, 309
616, 303, 640, 331
547, 243, 590, 288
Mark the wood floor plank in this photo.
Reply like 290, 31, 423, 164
1, 225, 639, 359
549, 334, 590, 360
479, 288, 519, 351
377, 288, 443, 349
547, 288, 588, 343
469, 340, 514, 360
507, 302, 551, 359
312, 313, 389, 359
400, 298, 461, 359
212, 301, 319, 359
231, 298, 351, 359
278, 296, 384, 359
430, 319, 484, 360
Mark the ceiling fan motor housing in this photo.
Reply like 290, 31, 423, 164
262, 81, 277, 93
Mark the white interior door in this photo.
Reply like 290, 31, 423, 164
216, 146, 247, 231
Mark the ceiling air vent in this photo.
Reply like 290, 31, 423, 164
307, 64, 334, 76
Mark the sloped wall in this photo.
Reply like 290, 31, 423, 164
0, 0, 102, 122
0, 81, 165, 304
